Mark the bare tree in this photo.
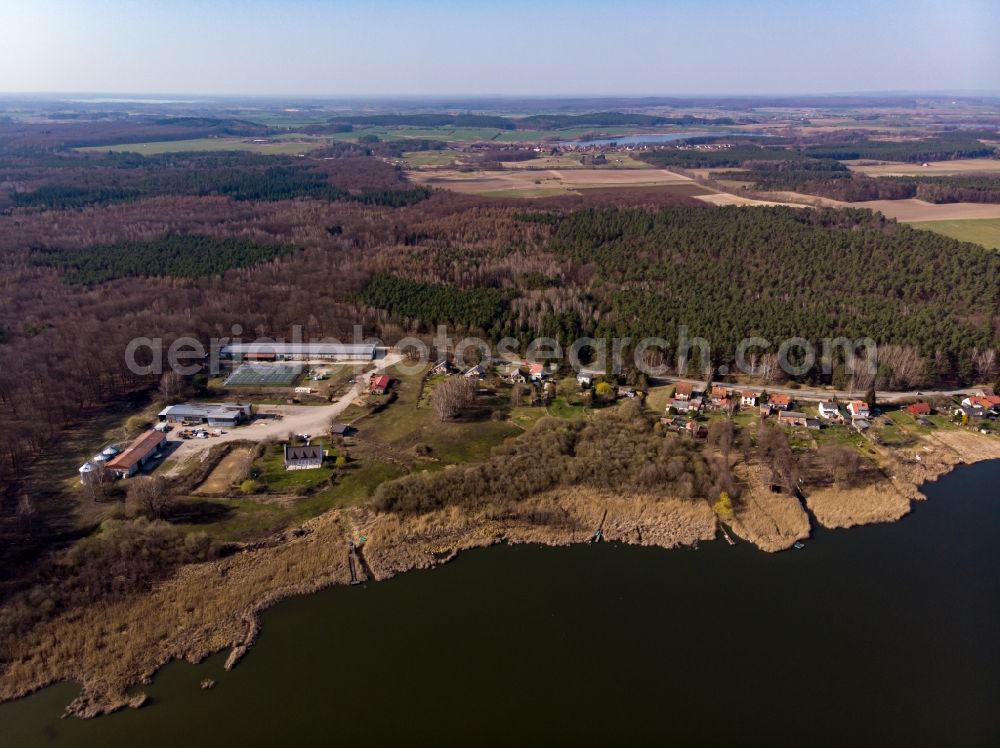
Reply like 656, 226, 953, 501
432, 376, 477, 421
127, 476, 170, 520
819, 444, 862, 487
159, 371, 184, 402
972, 348, 997, 384
706, 419, 734, 461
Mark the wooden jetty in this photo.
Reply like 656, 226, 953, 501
348, 541, 362, 585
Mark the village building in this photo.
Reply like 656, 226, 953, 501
769, 394, 792, 411
283, 443, 324, 471
674, 382, 694, 401
962, 395, 1000, 412
220, 342, 377, 362
818, 402, 843, 421
463, 363, 488, 379
685, 420, 708, 439
159, 402, 252, 427
369, 375, 391, 395
777, 410, 809, 428
739, 391, 759, 407
847, 401, 870, 420
330, 423, 353, 437
709, 385, 731, 405
906, 402, 932, 417
528, 363, 550, 382
104, 430, 167, 479
955, 404, 987, 420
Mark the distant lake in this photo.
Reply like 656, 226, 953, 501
556, 131, 771, 146
4, 460, 1000, 746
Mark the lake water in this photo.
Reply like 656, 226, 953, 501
3, 461, 1000, 746
556, 131, 770, 146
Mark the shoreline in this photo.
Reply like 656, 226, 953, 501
2, 437, 1000, 718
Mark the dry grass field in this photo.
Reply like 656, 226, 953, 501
409, 167, 695, 196
845, 158, 1000, 177
194, 447, 251, 495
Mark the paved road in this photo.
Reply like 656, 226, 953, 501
163, 354, 403, 475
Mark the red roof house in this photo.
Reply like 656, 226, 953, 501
369, 375, 391, 395
906, 402, 932, 416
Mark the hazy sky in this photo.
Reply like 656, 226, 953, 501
1, 0, 998, 96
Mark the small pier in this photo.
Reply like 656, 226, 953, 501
348, 541, 363, 585
720, 527, 736, 546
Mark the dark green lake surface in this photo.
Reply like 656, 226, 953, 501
4, 461, 1000, 747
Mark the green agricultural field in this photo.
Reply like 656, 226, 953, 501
402, 150, 460, 167
909, 218, 1000, 250
76, 136, 327, 155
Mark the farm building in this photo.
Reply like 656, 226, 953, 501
220, 343, 377, 362
777, 410, 809, 428
158, 402, 253, 427
283, 443, 324, 471
370, 375, 391, 395
104, 431, 166, 479
224, 363, 303, 387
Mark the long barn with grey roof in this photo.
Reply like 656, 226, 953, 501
158, 402, 253, 426
220, 343, 377, 362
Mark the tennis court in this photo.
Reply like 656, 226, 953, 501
224, 363, 304, 387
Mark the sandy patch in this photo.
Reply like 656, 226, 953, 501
694, 192, 797, 208
194, 448, 250, 495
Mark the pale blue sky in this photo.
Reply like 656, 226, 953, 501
0, 0, 997, 95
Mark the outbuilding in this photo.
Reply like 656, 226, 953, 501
283, 443, 324, 471
104, 430, 167, 479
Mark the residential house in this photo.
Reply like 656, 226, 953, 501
955, 404, 987, 420
963, 395, 1000, 413
846, 401, 870, 420
769, 394, 792, 411
818, 402, 842, 421
528, 363, 550, 382
674, 382, 694, 401
739, 391, 759, 407
283, 443, 324, 471
709, 385, 731, 405
906, 402, 932, 417
464, 363, 487, 379
369, 375, 391, 395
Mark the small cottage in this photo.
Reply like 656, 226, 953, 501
283, 443, 324, 471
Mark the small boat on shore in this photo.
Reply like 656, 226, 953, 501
793, 542, 805, 550
721, 527, 735, 546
